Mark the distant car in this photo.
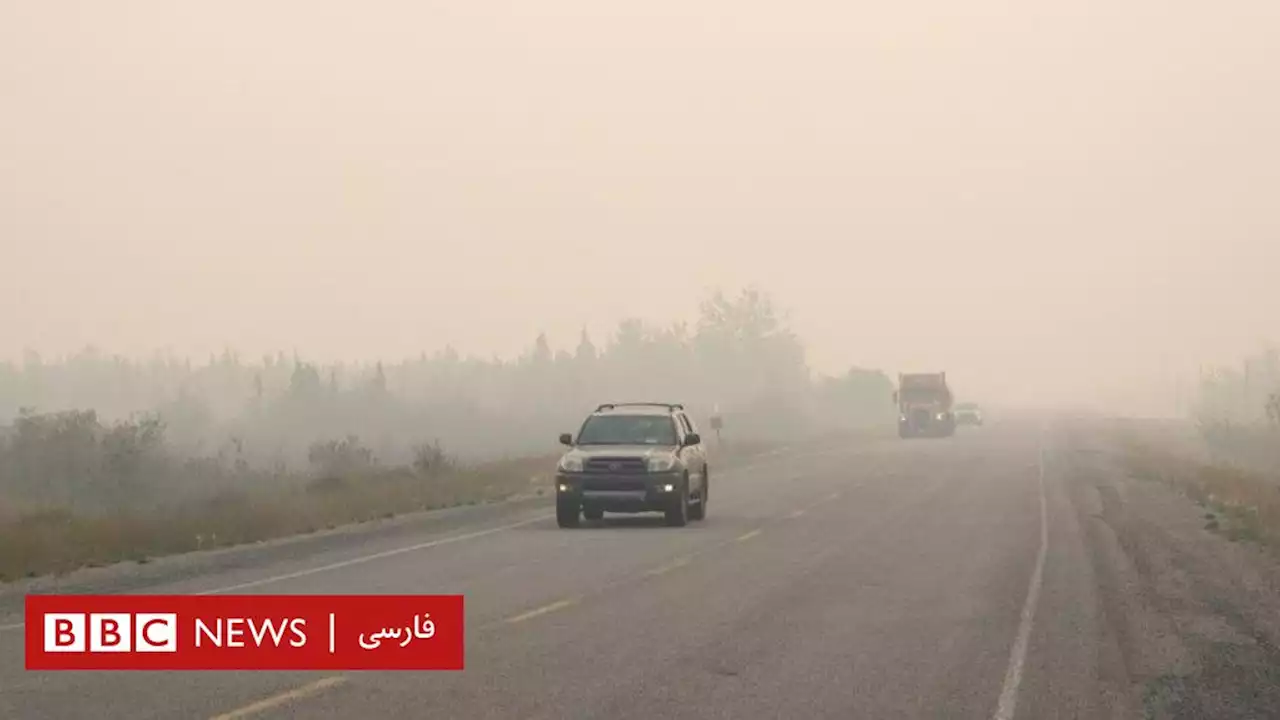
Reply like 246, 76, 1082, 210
954, 402, 984, 426
554, 403, 709, 528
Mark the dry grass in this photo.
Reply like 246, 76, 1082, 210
1200, 424, 1280, 477
0, 454, 556, 582
0, 440, 788, 583
1122, 439, 1280, 550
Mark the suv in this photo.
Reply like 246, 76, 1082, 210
954, 402, 984, 426
554, 403, 709, 528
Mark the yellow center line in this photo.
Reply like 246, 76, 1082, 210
505, 597, 579, 624
209, 676, 347, 720
645, 556, 692, 577
736, 529, 762, 542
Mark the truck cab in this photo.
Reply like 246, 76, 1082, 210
894, 372, 956, 438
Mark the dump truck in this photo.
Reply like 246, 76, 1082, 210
894, 372, 955, 438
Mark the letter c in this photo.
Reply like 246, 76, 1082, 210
142, 618, 168, 647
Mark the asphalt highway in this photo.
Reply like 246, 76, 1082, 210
1, 419, 1130, 719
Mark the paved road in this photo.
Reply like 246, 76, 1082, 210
1, 419, 1124, 719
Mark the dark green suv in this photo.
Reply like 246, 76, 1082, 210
554, 403, 709, 528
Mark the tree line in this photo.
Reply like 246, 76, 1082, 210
1192, 346, 1280, 428
0, 288, 896, 511
1191, 346, 1280, 474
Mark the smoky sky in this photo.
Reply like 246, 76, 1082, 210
2, 1, 1278, 413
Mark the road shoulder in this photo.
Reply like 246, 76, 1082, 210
1056, 420, 1280, 719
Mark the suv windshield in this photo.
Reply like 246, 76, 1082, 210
576, 414, 678, 446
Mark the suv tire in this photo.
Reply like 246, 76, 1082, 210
556, 499, 581, 528
689, 470, 707, 521
665, 478, 689, 527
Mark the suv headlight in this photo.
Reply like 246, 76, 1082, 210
647, 455, 677, 472
558, 454, 583, 472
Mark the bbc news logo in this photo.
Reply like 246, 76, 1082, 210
26, 595, 464, 671
44, 613, 177, 653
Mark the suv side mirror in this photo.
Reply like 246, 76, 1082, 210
684, 432, 701, 446
559, 433, 573, 446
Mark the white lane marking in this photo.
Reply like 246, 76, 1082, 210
209, 676, 347, 720
193, 513, 554, 595
0, 513, 553, 633
199, 446, 801, 597
993, 440, 1049, 720
1, 445, 814, 633
505, 597, 579, 624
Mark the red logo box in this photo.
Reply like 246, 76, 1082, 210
25, 594, 464, 671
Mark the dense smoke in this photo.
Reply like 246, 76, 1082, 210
0, 288, 897, 512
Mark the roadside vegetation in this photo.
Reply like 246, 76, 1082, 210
0, 287, 895, 581
0, 437, 546, 581
1190, 346, 1280, 475
1113, 345, 1280, 551
0, 420, 792, 582
1119, 348, 1280, 551
1122, 439, 1280, 549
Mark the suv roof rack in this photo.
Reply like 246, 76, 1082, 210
595, 402, 684, 412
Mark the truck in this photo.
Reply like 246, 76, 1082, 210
893, 372, 955, 438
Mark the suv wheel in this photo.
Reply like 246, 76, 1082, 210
556, 499, 581, 528
665, 478, 689, 527
689, 470, 708, 521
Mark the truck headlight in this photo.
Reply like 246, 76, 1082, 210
558, 454, 583, 472
647, 455, 677, 472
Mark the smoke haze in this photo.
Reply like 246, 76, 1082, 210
3, 1, 1278, 415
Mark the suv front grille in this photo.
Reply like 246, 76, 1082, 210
584, 457, 648, 474
584, 479, 647, 492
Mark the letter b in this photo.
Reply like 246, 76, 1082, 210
44, 614, 85, 652
90, 614, 132, 652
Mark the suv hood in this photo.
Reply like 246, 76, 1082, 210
567, 445, 678, 459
